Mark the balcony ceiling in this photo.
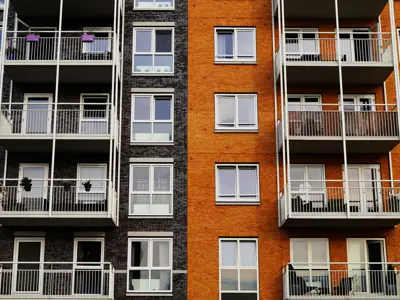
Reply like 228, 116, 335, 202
281, 0, 387, 20
11, 0, 114, 18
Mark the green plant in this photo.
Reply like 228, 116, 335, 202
61, 181, 72, 192
20, 177, 32, 192
82, 180, 92, 192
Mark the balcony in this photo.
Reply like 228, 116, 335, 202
0, 179, 117, 227
275, 32, 393, 85
280, 180, 400, 227
11, 0, 115, 19
277, 104, 399, 154
4, 31, 114, 84
273, 0, 387, 20
0, 262, 114, 299
283, 262, 400, 300
0, 103, 115, 152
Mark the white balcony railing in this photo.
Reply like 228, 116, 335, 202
284, 104, 399, 138
0, 262, 114, 299
281, 180, 400, 216
5, 31, 113, 62
281, 32, 393, 64
0, 179, 114, 216
0, 103, 113, 137
283, 262, 400, 299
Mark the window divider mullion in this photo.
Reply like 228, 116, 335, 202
237, 241, 241, 292
236, 166, 240, 202
235, 95, 239, 129
150, 166, 154, 214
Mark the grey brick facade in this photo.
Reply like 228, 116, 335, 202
0, 0, 187, 299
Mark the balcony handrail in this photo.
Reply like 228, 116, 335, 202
284, 31, 391, 35
0, 262, 113, 265
2, 102, 113, 106
7, 30, 114, 34
0, 178, 110, 181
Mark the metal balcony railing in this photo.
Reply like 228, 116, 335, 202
0, 262, 114, 299
0, 103, 113, 136
5, 31, 113, 62
280, 32, 393, 64
0, 179, 113, 215
283, 263, 400, 299
281, 180, 400, 216
284, 104, 399, 138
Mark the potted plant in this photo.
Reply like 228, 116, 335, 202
81, 32, 95, 43
61, 181, 72, 192
20, 177, 32, 192
26, 32, 40, 42
82, 180, 92, 192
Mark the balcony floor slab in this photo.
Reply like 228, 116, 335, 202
282, 216, 400, 228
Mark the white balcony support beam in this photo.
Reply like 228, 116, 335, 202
272, 0, 281, 226
0, 0, 10, 108
49, 0, 64, 217
334, 0, 349, 218
388, 0, 400, 143
277, 0, 288, 220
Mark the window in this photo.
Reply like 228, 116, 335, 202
341, 95, 375, 112
287, 95, 321, 111
290, 164, 325, 207
131, 94, 173, 143
220, 238, 258, 300
134, 0, 174, 9
82, 27, 112, 54
215, 28, 256, 62
133, 28, 174, 73
80, 94, 109, 134
216, 164, 259, 204
127, 238, 172, 293
290, 239, 329, 294
129, 164, 173, 216
77, 164, 107, 203
215, 94, 258, 131
285, 29, 319, 59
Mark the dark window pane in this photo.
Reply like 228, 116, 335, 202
221, 293, 258, 300
131, 241, 148, 267
302, 33, 316, 39
77, 241, 102, 263
154, 97, 172, 120
156, 30, 172, 53
83, 97, 107, 119
217, 31, 234, 58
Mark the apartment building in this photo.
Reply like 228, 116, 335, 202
188, 0, 400, 300
0, 0, 187, 298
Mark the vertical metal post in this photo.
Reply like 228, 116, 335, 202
49, 0, 64, 216
277, 0, 287, 220
0, 0, 11, 108
388, 0, 400, 143
334, 0, 349, 217
281, 0, 292, 218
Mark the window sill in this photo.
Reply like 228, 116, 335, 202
133, 8, 175, 11
216, 202, 261, 206
128, 215, 174, 219
126, 293, 173, 297
215, 128, 258, 133
130, 142, 174, 146
132, 73, 175, 77
214, 61, 257, 65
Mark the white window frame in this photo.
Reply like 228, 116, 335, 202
132, 27, 175, 74
82, 27, 112, 54
134, 0, 174, 10
215, 164, 260, 204
129, 164, 173, 216
285, 28, 319, 59
215, 94, 258, 131
18, 163, 49, 203
219, 238, 259, 300
127, 238, 173, 293
22, 93, 53, 135
12, 237, 45, 295
131, 94, 174, 144
339, 94, 376, 112
287, 94, 322, 111
290, 238, 330, 267
76, 164, 107, 203
214, 27, 256, 63
79, 93, 110, 134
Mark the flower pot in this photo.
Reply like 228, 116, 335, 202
81, 33, 95, 43
63, 185, 71, 192
84, 184, 92, 192
23, 184, 32, 192
26, 34, 40, 42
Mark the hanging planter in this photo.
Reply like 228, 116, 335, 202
20, 177, 32, 192
26, 33, 40, 42
81, 33, 95, 43
61, 181, 72, 192
82, 180, 92, 192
